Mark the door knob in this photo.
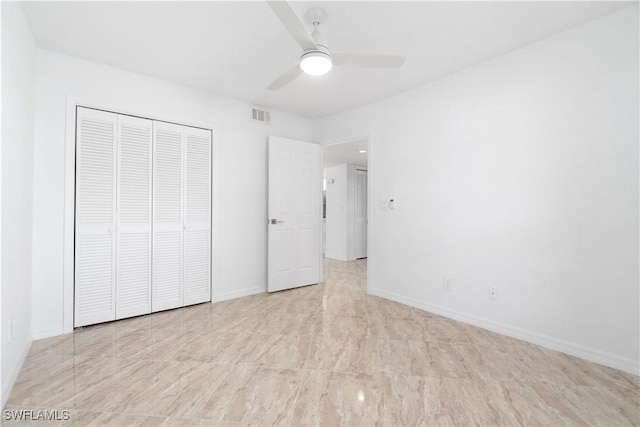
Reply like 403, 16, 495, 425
270, 219, 284, 224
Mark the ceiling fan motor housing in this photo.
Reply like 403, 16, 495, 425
300, 46, 332, 75
299, 18, 332, 76
301, 42, 331, 62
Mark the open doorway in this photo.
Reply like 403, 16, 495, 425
322, 138, 368, 261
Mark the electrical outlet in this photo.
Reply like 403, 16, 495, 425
443, 278, 452, 291
488, 287, 498, 301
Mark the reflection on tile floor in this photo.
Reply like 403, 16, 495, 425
4, 259, 639, 426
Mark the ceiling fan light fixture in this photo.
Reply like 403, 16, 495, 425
300, 51, 332, 76
266, 2, 405, 90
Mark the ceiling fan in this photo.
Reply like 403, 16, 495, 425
266, 1, 405, 90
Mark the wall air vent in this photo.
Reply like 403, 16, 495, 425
251, 106, 271, 124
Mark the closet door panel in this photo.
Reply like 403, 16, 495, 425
153, 121, 184, 311
154, 231, 183, 307
183, 127, 211, 305
75, 107, 117, 327
116, 115, 152, 319
184, 230, 210, 304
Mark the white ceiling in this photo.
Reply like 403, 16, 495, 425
23, 1, 630, 118
323, 139, 368, 168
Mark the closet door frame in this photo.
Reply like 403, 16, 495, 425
63, 99, 217, 333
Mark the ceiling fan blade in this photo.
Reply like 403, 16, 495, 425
267, 1, 317, 51
267, 64, 303, 90
333, 54, 405, 68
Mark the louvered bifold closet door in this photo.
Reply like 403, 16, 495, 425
75, 107, 117, 327
116, 115, 152, 319
152, 121, 184, 311
183, 126, 212, 305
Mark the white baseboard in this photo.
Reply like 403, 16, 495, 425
324, 253, 348, 261
32, 328, 65, 341
368, 287, 639, 376
212, 286, 266, 303
33, 288, 269, 338
1, 336, 32, 409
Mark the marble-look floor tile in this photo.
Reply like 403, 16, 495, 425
452, 341, 529, 383
5, 257, 638, 426
320, 296, 368, 317
322, 315, 369, 338
237, 333, 315, 369
422, 317, 471, 343
304, 335, 371, 374
370, 338, 438, 377
317, 371, 385, 427
369, 316, 427, 340
366, 295, 415, 319
540, 383, 640, 426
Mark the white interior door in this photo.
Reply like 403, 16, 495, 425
152, 121, 184, 311
354, 169, 368, 259
268, 136, 321, 292
183, 126, 212, 305
116, 114, 152, 319
75, 107, 117, 327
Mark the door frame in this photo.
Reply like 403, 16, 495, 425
354, 166, 368, 260
320, 134, 372, 288
62, 96, 219, 334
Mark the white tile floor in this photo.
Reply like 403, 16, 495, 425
4, 258, 639, 426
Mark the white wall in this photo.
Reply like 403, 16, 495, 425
316, 7, 639, 373
1, 2, 35, 407
32, 49, 313, 339
324, 164, 348, 260
325, 163, 367, 261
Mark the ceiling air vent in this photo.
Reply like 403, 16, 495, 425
251, 106, 271, 124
